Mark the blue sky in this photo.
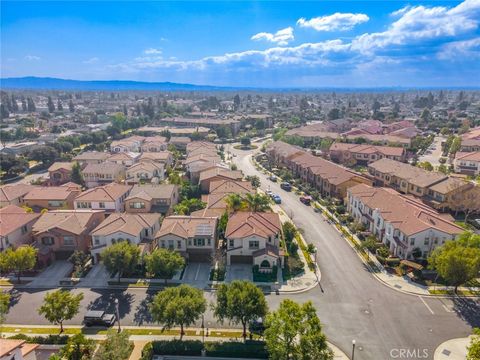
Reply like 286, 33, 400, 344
1, 0, 480, 88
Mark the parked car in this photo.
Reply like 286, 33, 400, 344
299, 195, 312, 205
272, 195, 282, 204
83, 310, 116, 327
280, 182, 292, 191
265, 190, 273, 197
268, 175, 277, 182
249, 317, 265, 336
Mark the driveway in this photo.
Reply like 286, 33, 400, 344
225, 264, 253, 282
79, 263, 111, 288
182, 262, 211, 288
27, 260, 72, 288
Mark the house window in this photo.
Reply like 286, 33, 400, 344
161, 240, 166, 248
130, 202, 145, 209
194, 238, 205, 246
21, 225, 28, 235
99, 202, 105, 209
168, 240, 174, 250
48, 201, 63, 207
42, 237, 54, 245
249, 240, 259, 249
424, 238, 429, 245
229, 239, 234, 248
207, 238, 211, 246
63, 236, 74, 246
177, 240, 181, 249
410, 238, 415, 246
94, 237, 100, 245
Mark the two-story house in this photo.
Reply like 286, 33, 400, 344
0, 205, 41, 250
140, 136, 168, 152
23, 183, 82, 211
48, 162, 73, 185
72, 151, 110, 166
154, 216, 218, 262
106, 152, 140, 167
126, 162, 165, 184
0, 184, 37, 207
454, 152, 480, 176
329, 143, 406, 166
74, 183, 132, 212
125, 184, 180, 215
90, 213, 161, 263
225, 212, 284, 271
81, 163, 126, 188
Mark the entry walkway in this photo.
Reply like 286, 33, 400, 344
27, 261, 72, 288
434, 337, 471, 359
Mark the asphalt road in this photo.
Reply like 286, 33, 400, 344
4, 145, 479, 360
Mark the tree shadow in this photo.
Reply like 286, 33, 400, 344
452, 296, 480, 328
133, 289, 156, 325
86, 290, 134, 320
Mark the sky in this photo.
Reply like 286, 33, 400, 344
1, 0, 480, 88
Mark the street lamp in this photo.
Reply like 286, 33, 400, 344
352, 339, 356, 360
201, 315, 205, 345
115, 298, 121, 333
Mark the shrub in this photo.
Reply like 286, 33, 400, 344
140, 342, 153, 360
209, 267, 226, 281
205, 341, 268, 358
377, 246, 390, 258
151, 340, 203, 356
385, 258, 401, 267
8, 334, 69, 344
283, 256, 305, 280
252, 265, 278, 282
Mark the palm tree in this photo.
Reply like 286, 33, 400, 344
224, 193, 245, 213
244, 193, 271, 212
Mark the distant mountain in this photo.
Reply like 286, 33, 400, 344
0, 77, 236, 91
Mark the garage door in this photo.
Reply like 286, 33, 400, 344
188, 252, 212, 262
230, 255, 253, 264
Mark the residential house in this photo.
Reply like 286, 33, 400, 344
32, 210, 105, 263
126, 162, 165, 184
139, 151, 174, 167
198, 168, 244, 193
169, 136, 191, 150
454, 152, 480, 176
460, 126, 480, 152
110, 136, 144, 153
0, 339, 39, 360
0, 184, 37, 207
329, 143, 406, 166
106, 152, 139, 167
225, 212, 284, 270
140, 136, 168, 152
90, 213, 161, 262
48, 162, 73, 185
74, 183, 132, 212
347, 184, 464, 259
0, 205, 41, 250
72, 151, 110, 165
154, 215, 218, 262
82, 162, 126, 188
23, 183, 82, 211
125, 184, 180, 215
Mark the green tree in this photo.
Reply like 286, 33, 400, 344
0, 291, 11, 334
173, 198, 206, 215
101, 241, 141, 283
2, 246, 37, 283
38, 290, 84, 332
282, 222, 298, 243
47, 96, 55, 113
149, 284, 206, 338
418, 161, 433, 171
327, 108, 340, 120
71, 162, 84, 186
28, 146, 59, 165
449, 136, 462, 154
245, 175, 261, 189
217, 211, 229, 237
241, 137, 251, 147
214, 280, 268, 340
59, 333, 95, 360
144, 248, 185, 283
468, 328, 480, 360
429, 232, 480, 293
224, 193, 245, 213
265, 299, 333, 360
94, 330, 133, 360
244, 193, 271, 212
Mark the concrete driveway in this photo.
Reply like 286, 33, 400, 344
27, 260, 72, 288
182, 262, 211, 288
225, 264, 253, 282
79, 263, 111, 288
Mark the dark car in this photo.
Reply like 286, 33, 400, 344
299, 195, 312, 205
272, 195, 282, 204
83, 310, 116, 327
280, 182, 292, 191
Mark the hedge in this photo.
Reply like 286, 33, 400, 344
205, 341, 268, 358
8, 334, 69, 344
151, 339, 203, 356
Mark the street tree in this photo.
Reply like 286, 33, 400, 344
2, 246, 37, 283
149, 284, 206, 338
468, 328, 480, 360
94, 330, 133, 360
0, 291, 11, 334
214, 280, 268, 340
38, 290, 84, 332
59, 333, 95, 360
429, 232, 480, 293
28, 146, 59, 165
71, 162, 85, 186
264, 299, 333, 360
144, 248, 185, 283
101, 241, 141, 283
244, 193, 271, 212
69, 99, 75, 113
245, 175, 261, 189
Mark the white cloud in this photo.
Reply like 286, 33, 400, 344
251, 27, 294, 46
83, 57, 99, 64
144, 48, 162, 55
352, 0, 480, 53
297, 13, 369, 32
24, 55, 40, 61
438, 37, 480, 59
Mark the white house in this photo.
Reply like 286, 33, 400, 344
454, 151, 480, 176
225, 212, 284, 271
347, 184, 464, 259
90, 213, 161, 262
74, 183, 132, 213
126, 162, 165, 184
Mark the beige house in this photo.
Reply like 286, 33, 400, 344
0, 184, 37, 207
329, 143, 406, 166
126, 162, 165, 184
23, 183, 82, 211
48, 162, 73, 185
125, 184, 179, 215
106, 152, 139, 167
0, 339, 39, 360
74, 183, 132, 212
0, 205, 41, 251
454, 151, 480, 176
72, 151, 110, 165
155, 215, 218, 262
140, 136, 168, 152
198, 168, 243, 193
139, 151, 174, 167
82, 162, 126, 188
225, 212, 284, 271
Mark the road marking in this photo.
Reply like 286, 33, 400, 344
442, 304, 454, 313
194, 263, 201, 281
419, 296, 435, 314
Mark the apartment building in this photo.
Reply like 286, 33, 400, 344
454, 151, 480, 176
329, 143, 406, 166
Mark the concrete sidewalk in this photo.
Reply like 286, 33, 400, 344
434, 337, 471, 359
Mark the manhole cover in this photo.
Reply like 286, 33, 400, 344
442, 349, 451, 356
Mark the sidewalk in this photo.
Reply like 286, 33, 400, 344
434, 337, 471, 359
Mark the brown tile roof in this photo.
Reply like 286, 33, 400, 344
169, 136, 191, 144
107, 152, 139, 162
32, 210, 104, 235
24, 184, 81, 201
186, 141, 216, 152
199, 168, 243, 183
266, 141, 304, 159
0, 184, 37, 203
184, 153, 220, 165
0, 205, 40, 236
455, 151, 480, 162
155, 216, 217, 239
225, 212, 281, 239
48, 162, 73, 172
428, 177, 470, 195
139, 152, 172, 162
127, 161, 164, 174
90, 213, 160, 237
369, 158, 447, 188
191, 208, 225, 217
208, 180, 254, 194
1, 339, 26, 357
73, 151, 109, 162
348, 184, 464, 236
75, 183, 132, 202
125, 184, 178, 201
329, 143, 405, 157
82, 162, 125, 174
